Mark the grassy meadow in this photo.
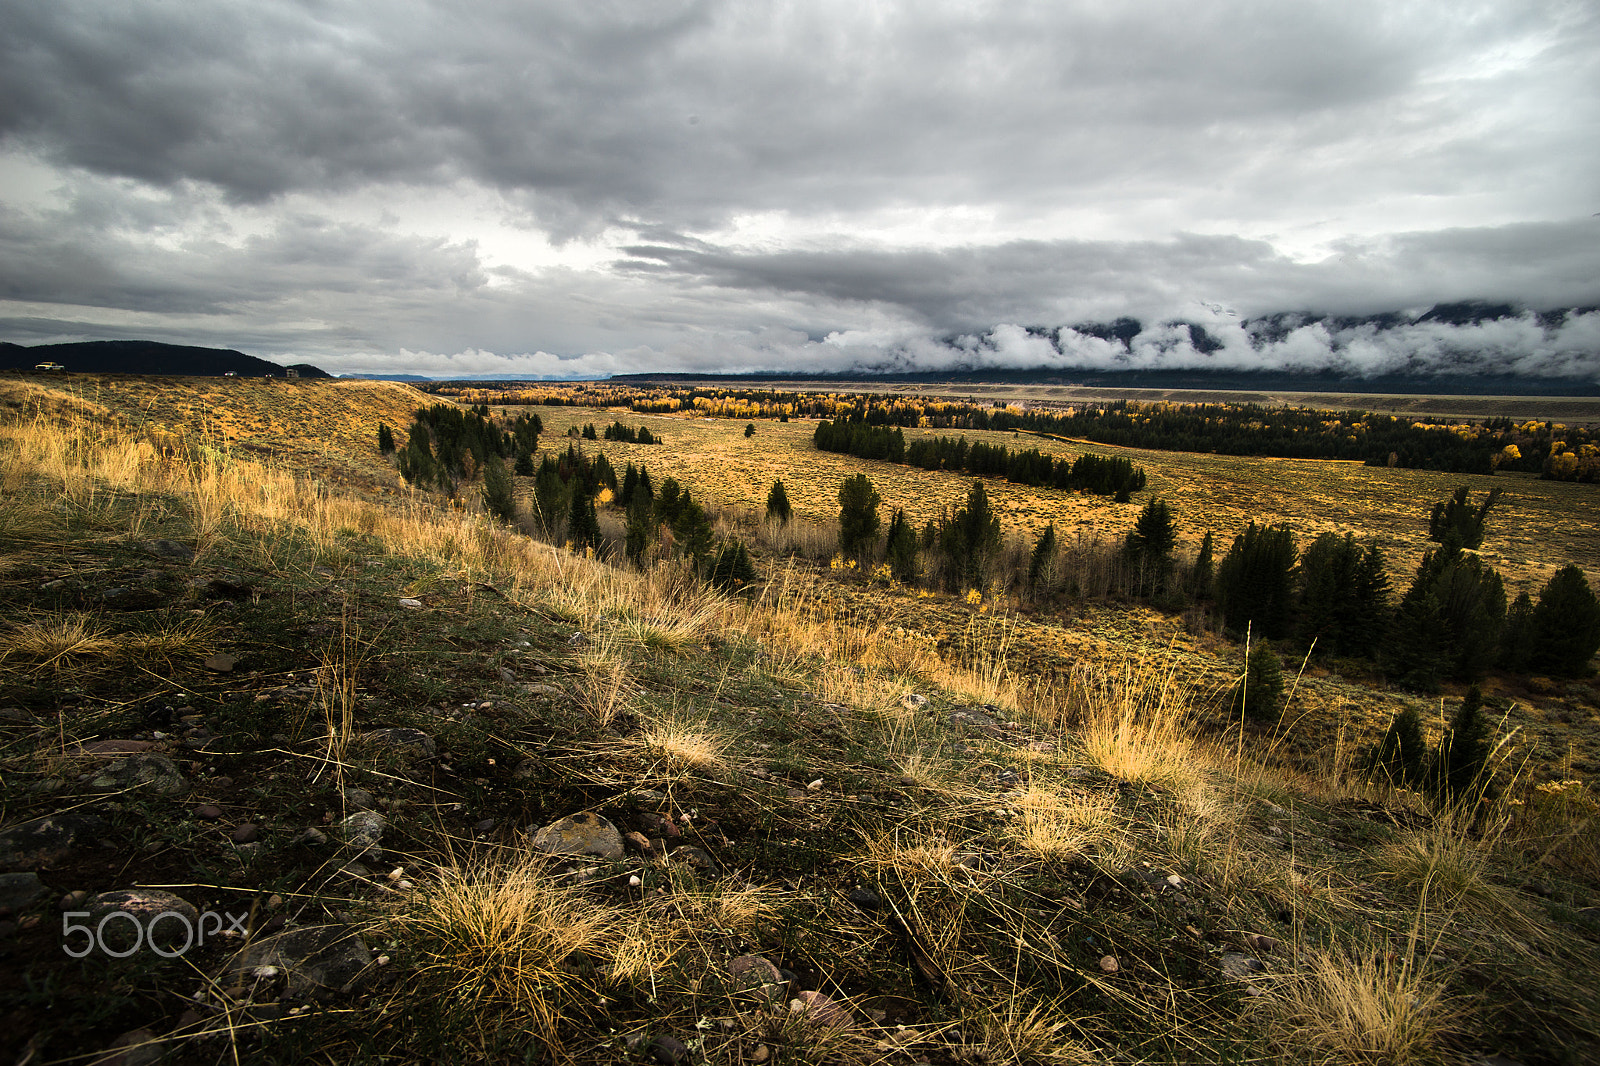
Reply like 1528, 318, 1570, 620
0, 372, 1597, 1066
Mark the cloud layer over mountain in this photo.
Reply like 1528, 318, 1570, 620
1, 1, 1596, 378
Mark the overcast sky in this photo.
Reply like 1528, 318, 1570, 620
2, 0, 1597, 378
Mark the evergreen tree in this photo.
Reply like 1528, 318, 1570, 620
671, 498, 716, 567
619, 463, 640, 509
1189, 531, 1215, 599
377, 422, 396, 455
1527, 565, 1600, 676
1499, 591, 1536, 672
1029, 523, 1058, 594
1232, 642, 1285, 724
940, 480, 1002, 592
532, 458, 565, 537
592, 452, 617, 493
1297, 534, 1392, 658
1428, 486, 1500, 549
1370, 706, 1427, 787
837, 474, 881, 561
1124, 497, 1176, 595
744, 423, 756, 438
654, 478, 684, 527
514, 448, 535, 476
566, 483, 600, 552
765, 479, 792, 525
709, 539, 758, 592
480, 455, 516, 523
582, 422, 598, 440
885, 509, 920, 582
1438, 685, 1494, 802
1385, 545, 1506, 691
1215, 523, 1298, 638
624, 490, 653, 566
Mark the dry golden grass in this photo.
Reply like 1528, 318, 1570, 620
1003, 784, 1120, 861
1070, 660, 1201, 791
395, 857, 617, 1051
636, 711, 732, 775
1270, 943, 1457, 1066
0, 611, 218, 676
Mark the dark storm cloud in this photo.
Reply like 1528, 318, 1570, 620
4, 1, 1593, 230
1, 1, 1596, 375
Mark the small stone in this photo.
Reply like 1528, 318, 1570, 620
61, 889, 90, 910
1243, 932, 1282, 955
231, 823, 259, 844
294, 827, 329, 846
1219, 953, 1266, 980
0, 813, 110, 872
1099, 955, 1119, 974
791, 989, 853, 1029
751, 1046, 772, 1065
530, 812, 624, 861
728, 954, 784, 995
363, 728, 435, 758
671, 845, 718, 873
195, 804, 223, 821
846, 887, 882, 911
624, 831, 655, 857
342, 787, 378, 811
475, 817, 497, 835
648, 1035, 690, 1065
203, 653, 238, 673
0, 872, 49, 912
86, 889, 200, 952
341, 811, 387, 851
79, 739, 157, 755
94, 1028, 164, 1066
807, 779, 824, 790
398, 598, 423, 609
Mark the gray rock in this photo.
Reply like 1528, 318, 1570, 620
140, 539, 196, 562
230, 823, 259, 844
846, 887, 882, 911
0, 871, 49, 912
294, 827, 329, 846
92, 1027, 165, 1066
339, 811, 386, 860
225, 924, 374, 998
363, 728, 435, 758
87, 889, 200, 953
728, 955, 785, 998
947, 706, 1007, 739
670, 845, 718, 873
648, 1035, 691, 1065
1219, 953, 1266, 980
531, 812, 624, 861
0, 813, 109, 872
341, 787, 379, 811
202, 653, 238, 673
791, 990, 853, 1029
91, 753, 189, 796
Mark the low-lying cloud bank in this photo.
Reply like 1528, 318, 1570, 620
358, 306, 1600, 383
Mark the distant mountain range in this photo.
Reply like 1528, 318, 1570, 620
0, 340, 328, 378
4, 299, 1597, 394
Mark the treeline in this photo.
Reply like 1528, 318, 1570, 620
528, 446, 755, 592
813, 420, 1147, 498
424, 381, 1600, 477
386, 404, 542, 496
821, 475, 1600, 693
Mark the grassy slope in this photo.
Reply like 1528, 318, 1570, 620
1, 376, 1597, 1066
531, 406, 1600, 786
